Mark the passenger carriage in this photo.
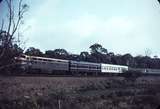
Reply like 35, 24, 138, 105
16, 55, 129, 75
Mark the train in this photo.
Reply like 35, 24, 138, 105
15, 55, 129, 75
129, 68, 160, 75
15, 55, 160, 76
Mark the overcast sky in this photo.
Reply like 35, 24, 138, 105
1, 0, 160, 56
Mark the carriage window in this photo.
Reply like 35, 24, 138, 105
90, 66, 97, 69
103, 67, 106, 70
79, 65, 89, 68
71, 64, 77, 67
105, 67, 107, 70
39, 58, 44, 61
32, 58, 37, 60
107, 67, 109, 70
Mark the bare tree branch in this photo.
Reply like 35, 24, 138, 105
0, 19, 4, 32
0, 0, 28, 71
5, 0, 12, 35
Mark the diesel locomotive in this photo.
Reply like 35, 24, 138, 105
16, 55, 129, 75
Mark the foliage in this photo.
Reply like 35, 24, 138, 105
0, 0, 28, 73
24, 42, 160, 70
25, 47, 43, 57
122, 69, 143, 81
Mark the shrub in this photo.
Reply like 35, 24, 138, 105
122, 70, 143, 81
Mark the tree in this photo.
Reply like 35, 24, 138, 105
89, 43, 108, 54
53, 49, 69, 59
54, 49, 68, 55
89, 43, 108, 63
80, 51, 90, 61
134, 55, 151, 68
0, 0, 28, 69
25, 47, 43, 57
45, 49, 69, 59
111, 54, 123, 65
68, 54, 80, 61
122, 53, 135, 67
45, 50, 55, 58
101, 48, 108, 55
108, 52, 114, 57
89, 43, 102, 54
154, 55, 158, 59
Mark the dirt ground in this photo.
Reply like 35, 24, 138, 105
0, 76, 160, 109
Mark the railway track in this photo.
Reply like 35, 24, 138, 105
0, 73, 124, 78
1, 71, 159, 78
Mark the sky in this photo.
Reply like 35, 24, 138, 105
1, 0, 160, 56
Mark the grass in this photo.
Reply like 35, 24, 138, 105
0, 76, 160, 109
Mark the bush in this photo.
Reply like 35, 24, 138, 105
122, 70, 143, 81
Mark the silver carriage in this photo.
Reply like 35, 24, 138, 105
70, 61, 101, 75
24, 55, 69, 73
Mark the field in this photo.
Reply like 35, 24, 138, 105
0, 75, 160, 109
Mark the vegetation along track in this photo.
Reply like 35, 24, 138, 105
1, 75, 160, 109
